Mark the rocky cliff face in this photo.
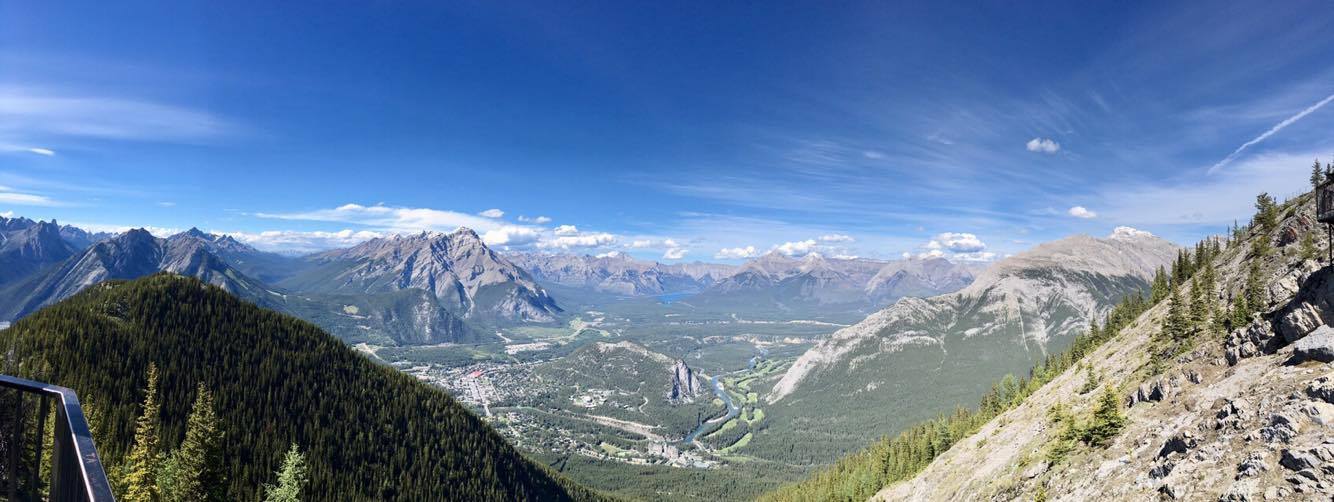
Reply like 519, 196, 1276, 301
288, 228, 561, 322
873, 193, 1334, 501
668, 359, 701, 402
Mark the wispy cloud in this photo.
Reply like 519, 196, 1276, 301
0, 87, 238, 144
0, 185, 60, 206
478, 208, 504, 218
27, 147, 53, 156
1208, 92, 1334, 174
1099, 150, 1321, 227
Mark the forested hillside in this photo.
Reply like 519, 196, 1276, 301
0, 274, 603, 501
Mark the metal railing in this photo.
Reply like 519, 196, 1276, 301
0, 374, 115, 501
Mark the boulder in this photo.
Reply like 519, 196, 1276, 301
1186, 370, 1203, 384
1290, 326, 1334, 364
1216, 398, 1252, 430
1131, 376, 1181, 406
1261, 412, 1301, 443
1280, 448, 1319, 471
1159, 430, 1197, 458
1279, 302, 1324, 344
1219, 480, 1257, 501
1306, 373, 1334, 403
1236, 451, 1268, 479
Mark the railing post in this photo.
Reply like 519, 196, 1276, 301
8, 388, 21, 501
33, 394, 48, 498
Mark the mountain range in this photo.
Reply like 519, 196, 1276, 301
510, 249, 983, 316
752, 228, 1178, 463
0, 222, 536, 345
506, 251, 734, 296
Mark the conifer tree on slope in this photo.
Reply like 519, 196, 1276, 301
159, 385, 226, 502
123, 364, 163, 502
264, 443, 310, 502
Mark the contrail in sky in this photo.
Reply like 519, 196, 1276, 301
1208, 92, 1334, 174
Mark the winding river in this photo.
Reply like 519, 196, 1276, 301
683, 373, 742, 443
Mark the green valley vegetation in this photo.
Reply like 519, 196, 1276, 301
758, 292, 1152, 502
0, 274, 603, 501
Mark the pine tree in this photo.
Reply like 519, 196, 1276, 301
1163, 288, 1188, 341
1150, 266, 1169, 302
1301, 230, 1320, 262
1188, 276, 1208, 336
1313, 159, 1325, 188
159, 385, 225, 502
1253, 192, 1279, 232
264, 443, 309, 502
1242, 258, 1266, 317
123, 364, 163, 502
1081, 387, 1125, 447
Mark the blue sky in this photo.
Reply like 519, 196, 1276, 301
2, 1, 1333, 261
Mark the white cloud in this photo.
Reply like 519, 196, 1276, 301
222, 229, 384, 254
916, 249, 945, 259
539, 233, 615, 249
482, 226, 540, 246
255, 203, 505, 233
68, 223, 181, 238
818, 233, 854, 243
1209, 92, 1334, 174
716, 246, 760, 259
663, 248, 688, 260
1110, 226, 1154, 239
478, 208, 505, 218
157, 201, 176, 207
1026, 137, 1061, 154
951, 251, 997, 262
553, 224, 579, 236
929, 232, 986, 252
863, 151, 885, 159
518, 215, 552, 224
595, 251, 623, 258
773, 239, 818, 257
663, 238, 680, 248
1, 211, 13, 218
1067, 206, 1097, 219
27, 147, 54, 156
629, 239, 655, 248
